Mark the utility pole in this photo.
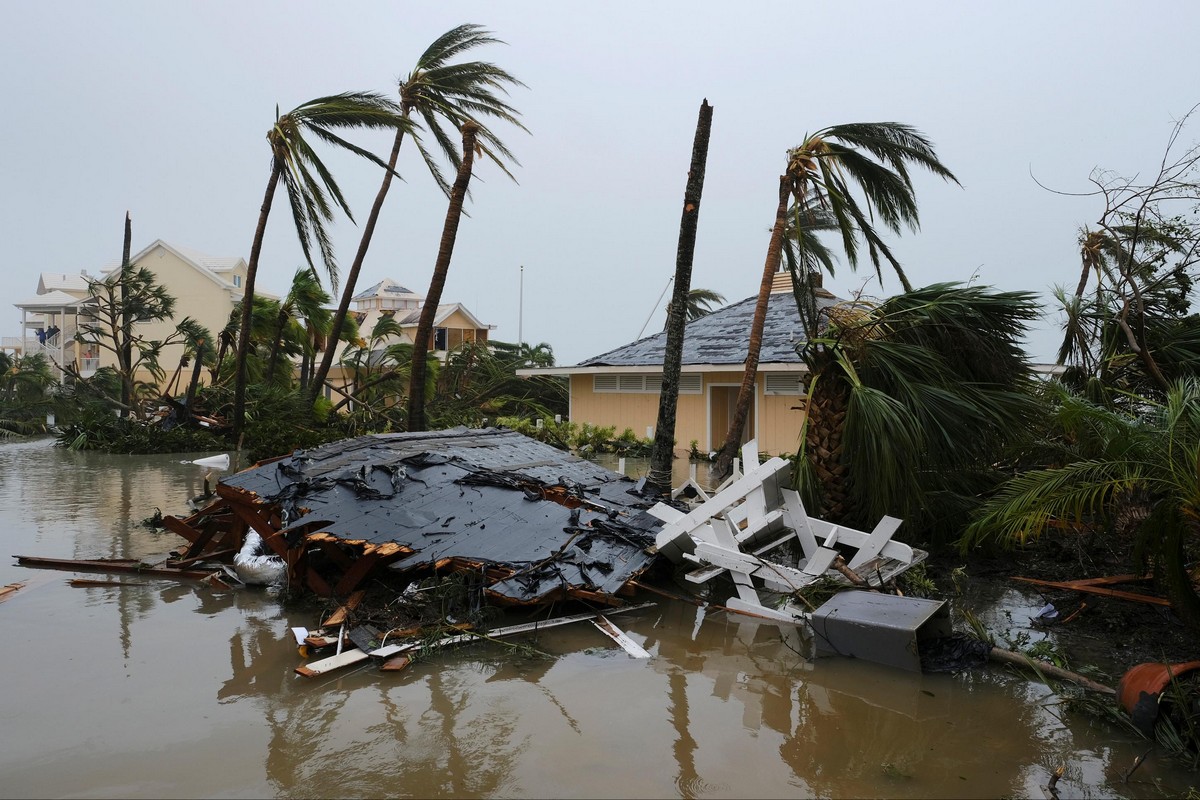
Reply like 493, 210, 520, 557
518, 265, 524, 347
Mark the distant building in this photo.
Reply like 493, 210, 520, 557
12, 240, 249, 385
323, 278, 494, 401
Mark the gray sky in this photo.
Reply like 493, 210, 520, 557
4, 1, 1199, 366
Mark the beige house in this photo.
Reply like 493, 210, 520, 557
523, 272, 837, 457
322, 278, 494, 401
12, 240, 248, 386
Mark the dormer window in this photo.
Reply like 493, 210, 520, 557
233, 275, 242, 288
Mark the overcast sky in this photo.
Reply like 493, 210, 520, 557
4, 1, 1199, 366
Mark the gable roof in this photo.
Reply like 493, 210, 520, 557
396, 303, 490, 330
100, 240, 245, 293
573, 290, 838, 369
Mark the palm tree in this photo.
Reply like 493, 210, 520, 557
307, 24, 526, 404
232, 91, 406, 447
663, 288, 725, 327
266, 268, 332, 383
964, 379, 1200, 629
795, 283, 1039, 535
407, 122, 481, 431
715, 122, 959, 475
649, 99, 714, 496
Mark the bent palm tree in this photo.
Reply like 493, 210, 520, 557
715, 122, 959, 475
407, 122, 481, 431
233, 92, 406, 446
307, 24, 526, 404
797, 283, 1038, 533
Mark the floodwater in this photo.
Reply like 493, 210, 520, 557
0, 437, 1195, 799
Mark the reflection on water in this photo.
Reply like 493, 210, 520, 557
0, 437, 1195, 798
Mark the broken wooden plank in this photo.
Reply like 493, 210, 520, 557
294, 648, 369, 677
1013, 576, 1171, 606
14, 555, 217, 582
322, 590, 366, 627
0, 582, 25, 601
592, 615, 652, 658
68, 579, 149, 588
369, 602, 656, 659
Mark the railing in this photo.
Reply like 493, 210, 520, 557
0, 336, 22, 352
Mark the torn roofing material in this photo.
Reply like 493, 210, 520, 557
220, 427, 664, 603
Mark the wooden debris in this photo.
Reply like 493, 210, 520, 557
0, 582, 25, 601
68, 579, 148, 588
1013, 575, 1170, 607
15, 555, 217, 582
322, 590, 366, 627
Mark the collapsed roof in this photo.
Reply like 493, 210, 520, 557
213, 427, 665, 604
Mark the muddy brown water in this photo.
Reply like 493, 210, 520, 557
0, 438, 1195, 798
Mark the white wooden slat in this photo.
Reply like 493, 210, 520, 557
592, 616, 652, 658
847, 515, 903, 570
780, 489, 819, 559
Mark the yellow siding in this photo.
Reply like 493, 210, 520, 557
569, 372, 808, 457
92, 245, 237, 391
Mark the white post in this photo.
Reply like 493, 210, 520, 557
618, 457, 626, 475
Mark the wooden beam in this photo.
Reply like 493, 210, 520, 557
15, 556, 216, 581
1012, 576, 1171, 606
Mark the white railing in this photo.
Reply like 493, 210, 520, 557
0, 336, 22, 352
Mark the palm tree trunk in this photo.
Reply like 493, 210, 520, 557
119, 212, 133, 417
715, 175, 790, 476
308, 117, 410, 404
233, 158, 284, 448
648, 100, 713, 496
408, 122, 479, 432
1159, 518, 1200, 630
267, 310, 287, 383
802, 361, 852, 520
185, 339, 204, 408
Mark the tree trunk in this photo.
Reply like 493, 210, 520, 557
185, 338, 204, 408
407, 122, 479, 432
233, 159, 284, 449
715, 175, 791, 477
266, 308, 287, 384
308, 116, 410, 404
119, 212, 133, 417
647, 100, 713, 496
802, 360, 852, 520
1159, 518, 1200, 631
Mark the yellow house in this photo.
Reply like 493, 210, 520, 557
14, 240, 249, 387
523, 273, 838, 457
321, 278, 494, 402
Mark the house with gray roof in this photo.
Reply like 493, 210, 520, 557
522, 271, 837, 456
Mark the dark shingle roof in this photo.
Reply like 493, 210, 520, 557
577, 291, 837, 368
